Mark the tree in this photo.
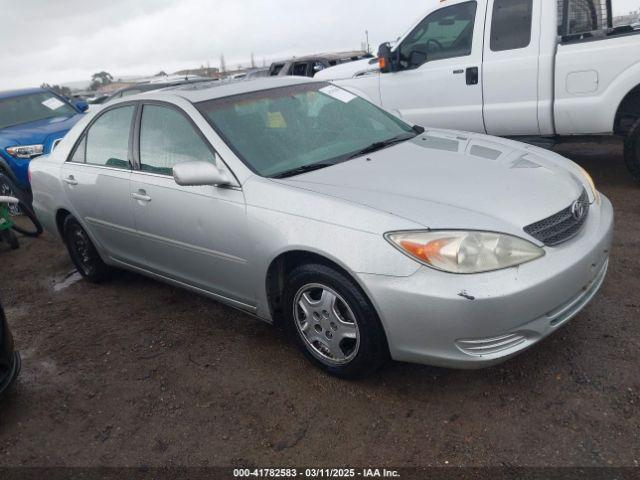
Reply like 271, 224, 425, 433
89, 71, 114, 91
154, 70, 167, 77
40, 83, 72, 98
250, 53, 256, 68
219, 54, 226, 73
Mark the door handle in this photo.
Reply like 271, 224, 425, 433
131, 190, 152, 202
63, 175, 78, 186
466, 67, 479, 85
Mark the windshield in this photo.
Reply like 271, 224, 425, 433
0, 91, 77, 129
196, 82, 415, 178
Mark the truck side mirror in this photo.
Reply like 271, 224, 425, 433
377, 42, 397, 73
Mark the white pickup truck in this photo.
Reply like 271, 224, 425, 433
316, 0, 640, 181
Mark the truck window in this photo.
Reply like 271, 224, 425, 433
491, 0, 533, 51
398, 1, 477, 69
557, 0, 612, 37
292, 62, 309, 76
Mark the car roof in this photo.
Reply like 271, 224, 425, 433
141, 76, 322, 104
0, 87, 48, 100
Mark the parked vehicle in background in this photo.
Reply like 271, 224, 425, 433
316, 0, 640, 182
0, 88, 87, 191
244, 68, 270, 80
30, 78, 612, 378
269, 51, 373, 78
0, 300, 20, 398
86, 94, 110, 105
105, 77, 212, 104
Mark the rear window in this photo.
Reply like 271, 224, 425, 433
491, 0, 533, 51
0, 92, 77, 129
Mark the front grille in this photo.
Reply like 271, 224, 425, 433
524, 189, 589, 246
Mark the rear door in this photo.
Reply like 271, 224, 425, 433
379, 0, 486, 132
60, 104, 140, 264
129, 102, 253, 305
482, 0, 542, 135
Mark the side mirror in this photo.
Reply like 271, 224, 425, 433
74, 100, 89, 112
173, 161, 231, 187
377, 42, 397, 73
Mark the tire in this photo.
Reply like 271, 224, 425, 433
283, 263, 388, 378
0, 174, 43, 238
624, 118, 640, 183
1, 230, 19, 250
62, 216, 113, 283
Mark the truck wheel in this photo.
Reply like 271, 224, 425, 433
624, 118, 640, 183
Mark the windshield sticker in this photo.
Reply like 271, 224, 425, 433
319, 85, 356, 103
42, 97, 65, 110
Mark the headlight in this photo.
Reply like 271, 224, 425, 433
6, 144, 44, 159
577, 166, 599, 204
386, 230, 544, 274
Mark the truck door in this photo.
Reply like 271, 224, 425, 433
378, 1, 486, 132
482, 0, 542, 136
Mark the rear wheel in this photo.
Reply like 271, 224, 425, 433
0, 174, 42, 237
62, 216, 113, 283
624, 118, 640, 183
283, 263, 388, 378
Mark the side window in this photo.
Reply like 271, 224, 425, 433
292, 63, 308, 76
491, 0, 533, 51
399, 1, 477, 68
139, 104, 215, 176
69, 136, 86, 163
85, 105, 134, 169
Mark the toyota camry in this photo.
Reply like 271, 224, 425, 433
29, 78, 613, 378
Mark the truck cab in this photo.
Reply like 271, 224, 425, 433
317, 0, 640, 181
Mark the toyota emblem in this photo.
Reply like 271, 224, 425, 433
571, 200, 585, 221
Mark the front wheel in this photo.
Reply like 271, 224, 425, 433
283, 263, 388, 378
63, 216, 113, 283
624, 118, 640, 184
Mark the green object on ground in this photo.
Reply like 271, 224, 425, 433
0, 203, 14, 231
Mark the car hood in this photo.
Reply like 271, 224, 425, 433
276, 130, 586, 236
0, 114, 83, 149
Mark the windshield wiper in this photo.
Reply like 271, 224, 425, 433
271, 163, 333, 179
346, 133, 416, 160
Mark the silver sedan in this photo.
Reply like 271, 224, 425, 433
30, 78, 613, 378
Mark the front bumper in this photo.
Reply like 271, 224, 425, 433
358, 194, 614, 369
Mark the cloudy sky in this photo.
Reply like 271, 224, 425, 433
1, 0, 638, 91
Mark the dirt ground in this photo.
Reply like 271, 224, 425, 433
0, 140, 638, 469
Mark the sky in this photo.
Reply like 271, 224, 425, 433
0, 0, 638, 91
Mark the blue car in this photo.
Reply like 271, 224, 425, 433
0, 88, 87, 192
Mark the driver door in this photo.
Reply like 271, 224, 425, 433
379, 0, 486, 133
